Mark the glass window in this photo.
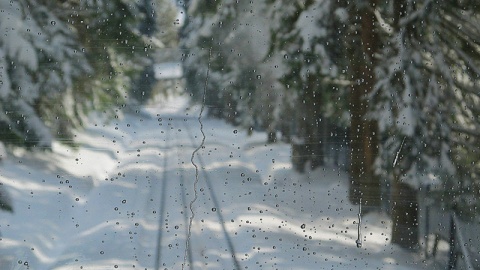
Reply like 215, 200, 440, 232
0, 0, 479, 269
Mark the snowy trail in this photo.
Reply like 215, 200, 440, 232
152, 116, 193, 270
0, 97, 435, 269
182, 120, 242, 270
152, 122, 169, 270
44, 114, 173, 270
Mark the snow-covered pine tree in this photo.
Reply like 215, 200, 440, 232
215, 1, 274, 131
342, 0, 384, 208
130, 0, 180, 104
130, 0, 158, 104
180, 0, 273, 133
372, 0, 480, 248
58, 0, 150, 122
266, 0, 349, 172
0, 0, 150, 212
0, 0, 90, 147
0, 0, 150, 148
179, 0, 227, 117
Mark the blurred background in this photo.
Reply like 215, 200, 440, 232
0, 0, 479, 268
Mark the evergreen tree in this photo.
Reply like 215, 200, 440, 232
59, 0, 150, 121
131, 0, 179, 104
179, 0, 480, 251
179, 0, 225, 116
0, 0, 151, 148
372, 0, 480, 248
266, 0, 350, 172
0, 0, 151, 212
0, 0, 90, 147
130, 0, 158, 104
180, 0, 272, 132
345, 0, 382, 208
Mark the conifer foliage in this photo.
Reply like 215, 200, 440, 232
0, 0, 149, 148
180, 0, 480, 248
0, 1, 89, 147
372, 0, 480, 247
0, 0, 152, 212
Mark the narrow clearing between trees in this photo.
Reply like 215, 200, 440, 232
0, 97, 445, 269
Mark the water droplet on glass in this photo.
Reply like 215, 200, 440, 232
212, 208, 216, 212
301, 224, 306, 229
122, 199, 126, 204
51, 21, 56, 25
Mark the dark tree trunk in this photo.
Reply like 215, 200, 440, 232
348, 0, 381, 207
390, 0, 419, 249
306, 76, 324, 170
291, 143, 308, 173
267, 131, 277, 143
391, 177, 419, 249
291, 75, 324, 172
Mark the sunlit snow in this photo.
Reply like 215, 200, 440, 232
0, 95, 441, 269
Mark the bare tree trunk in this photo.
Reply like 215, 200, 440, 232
291, 94, 309, 173
308, 77, 324, 170
391, 175, 419, 249
390, 0, 419, 249
291, 75, 324, 172
348, 0, 381, 207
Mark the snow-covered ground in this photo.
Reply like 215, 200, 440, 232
0, 95, 444, 269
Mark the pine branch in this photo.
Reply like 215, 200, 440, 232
451, 124, 480, 137
398, 0, 434, 27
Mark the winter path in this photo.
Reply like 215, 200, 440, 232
0, 96, 438, 269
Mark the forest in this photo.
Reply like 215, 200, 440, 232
0, 0, 479, 255
179, 0, 480, 250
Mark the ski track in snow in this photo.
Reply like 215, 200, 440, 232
0, 96, 445, 269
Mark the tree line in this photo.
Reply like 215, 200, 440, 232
1, 0, 479, 250
0, 0, 178, 211
179, 0, 480, 249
